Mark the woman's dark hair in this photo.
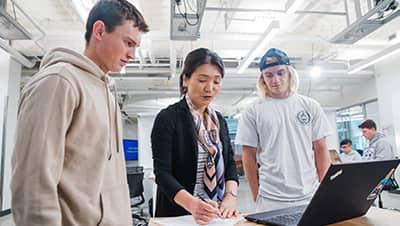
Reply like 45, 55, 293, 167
179, 48, 224, 96
85, 0, 149, 45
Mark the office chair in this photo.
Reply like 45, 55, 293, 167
126, 166, 147, 224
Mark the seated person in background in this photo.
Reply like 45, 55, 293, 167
151, 48, 238, 225
339, 139, 362, 163
358, 119, 396, 160
329, 149, 343, 164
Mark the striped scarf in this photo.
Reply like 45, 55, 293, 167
186, 96, 225, 202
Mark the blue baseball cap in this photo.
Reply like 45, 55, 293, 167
259, 48, 290, 71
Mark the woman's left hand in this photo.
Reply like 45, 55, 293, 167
219, 193, 238, 218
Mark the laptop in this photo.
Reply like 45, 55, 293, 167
245, 159, 400, 226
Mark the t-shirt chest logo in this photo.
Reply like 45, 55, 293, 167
296, 110, 311, 125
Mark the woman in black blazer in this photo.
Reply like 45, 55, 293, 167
151, 48, 238, 225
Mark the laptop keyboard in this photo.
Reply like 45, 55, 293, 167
263, 211, 303, 226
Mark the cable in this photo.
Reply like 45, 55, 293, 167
372, 0, 399, 21
175, 0, 200, 26
184, 0, 199, 26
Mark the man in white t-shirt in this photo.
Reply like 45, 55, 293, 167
339, 139, 362, 163
235, 48, 331, 212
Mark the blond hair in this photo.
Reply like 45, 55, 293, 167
257, 65, 299, 97
329, 149, 343, 164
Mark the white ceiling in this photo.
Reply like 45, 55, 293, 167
6, 0, 400, 116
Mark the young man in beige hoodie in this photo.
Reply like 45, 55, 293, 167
11, 1, 149, 225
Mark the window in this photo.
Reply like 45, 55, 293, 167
336, 99, 379, 154
224, 116, 242, 155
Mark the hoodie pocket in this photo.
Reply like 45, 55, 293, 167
98, 183, 132, 226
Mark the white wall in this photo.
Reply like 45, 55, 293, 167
374, 53, 400, 180
137, 113, 156, 170
375, 54, 400, 156
136, 113, 158, 210
330, 77, 378, 109
0, 49, 22, 210
122, 119, 138, 140
324, 108, 339, 151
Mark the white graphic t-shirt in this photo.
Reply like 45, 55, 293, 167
236, 94, 331, 201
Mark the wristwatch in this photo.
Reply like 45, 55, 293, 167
224, 190, 238, 198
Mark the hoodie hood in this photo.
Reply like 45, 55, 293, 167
370, 132, 385, 145
40, 47, 106, 81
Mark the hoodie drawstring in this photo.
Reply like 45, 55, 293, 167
104, 77, 122, 161
104, 77, 113, 160
111, 80, 121, 153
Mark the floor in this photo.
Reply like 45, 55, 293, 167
1, 177, 400, 225
0, 215, 12, 226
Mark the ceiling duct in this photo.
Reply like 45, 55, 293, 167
0, 0, 32, 40
330, 0, 400, 44
170, 0, 207, 40
109, 68, 172, 79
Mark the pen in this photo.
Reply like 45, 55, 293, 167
198, 196, 223, 218
367, 168, 396, 200
379, 168, 395, 186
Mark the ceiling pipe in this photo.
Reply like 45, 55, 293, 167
11, 0, 46, 41
205, 7, 346, 16
0, 40, 35, 68
10, 0, 46, 54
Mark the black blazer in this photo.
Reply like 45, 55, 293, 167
151, 98, 238, 217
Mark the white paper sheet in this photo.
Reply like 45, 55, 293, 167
153, 214, 244, 226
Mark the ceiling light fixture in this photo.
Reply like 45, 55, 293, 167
236, 0, 304, 74
237, 20, 280, 74
310, 66, 321, 77
348, 41, 400, 74
71, 0, 95, 22
309, 44, 321, 78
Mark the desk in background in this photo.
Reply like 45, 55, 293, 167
149, 207, 400, 226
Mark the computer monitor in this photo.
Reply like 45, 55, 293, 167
123, 139, 138, 160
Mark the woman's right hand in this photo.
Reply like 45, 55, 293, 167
188, 198, 221, 225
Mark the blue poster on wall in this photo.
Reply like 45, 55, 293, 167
123, 139, 138, 160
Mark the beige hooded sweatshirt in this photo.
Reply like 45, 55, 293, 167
11, 48, 132, 226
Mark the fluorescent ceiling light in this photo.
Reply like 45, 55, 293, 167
237, 20, 280, 74
348, 41, 400, 74
286, 0, 305, 14
310, 66, 321, 77
71, 0, 95, 22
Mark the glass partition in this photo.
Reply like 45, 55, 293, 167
336, 99, 379, 154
